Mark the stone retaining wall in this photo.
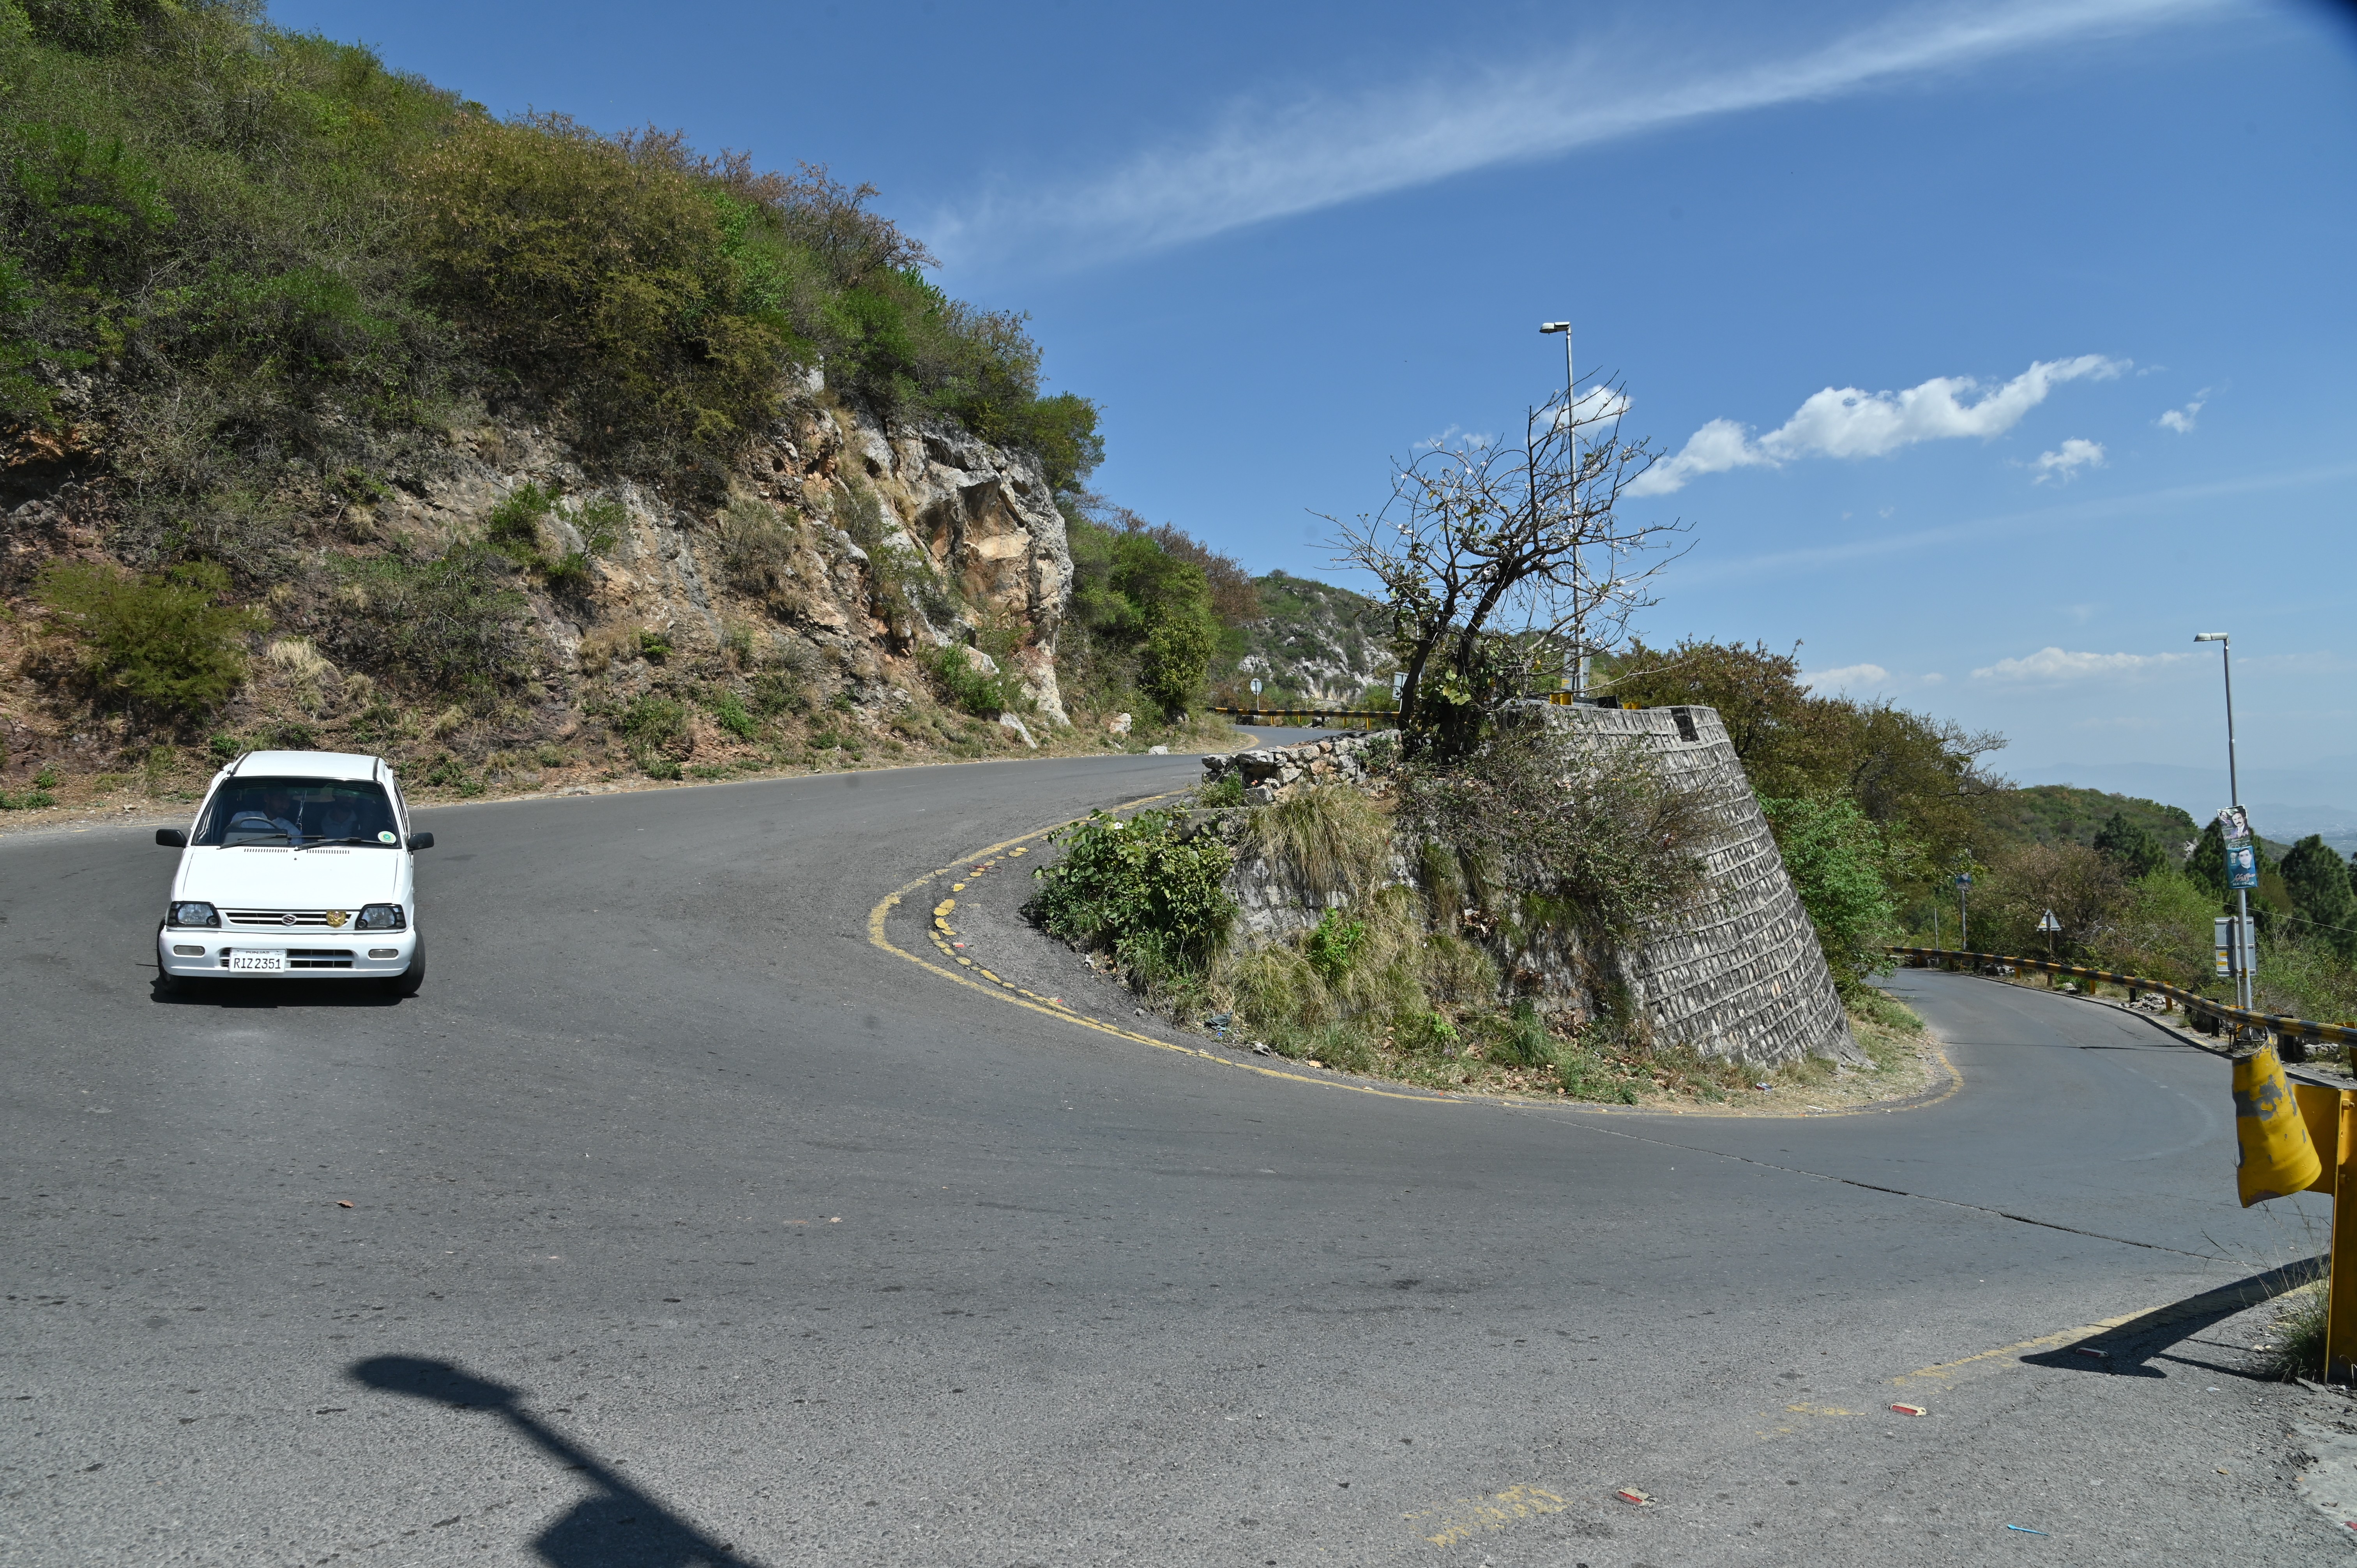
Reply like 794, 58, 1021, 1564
1197, 708, 1856, 1067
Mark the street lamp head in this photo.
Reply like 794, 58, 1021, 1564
2194, 632, 2228, 643
1539, 321, 1569, 334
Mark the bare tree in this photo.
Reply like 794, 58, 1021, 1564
1327, 378, 1687, 756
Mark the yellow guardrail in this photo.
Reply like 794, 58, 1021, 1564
1212, 707, 1395, 730
1887, 946, 2357, 1051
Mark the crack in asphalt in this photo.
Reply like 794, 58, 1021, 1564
1564, 1120, 2237, 1263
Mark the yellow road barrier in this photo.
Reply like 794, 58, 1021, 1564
2234, 1045, 2322, 1204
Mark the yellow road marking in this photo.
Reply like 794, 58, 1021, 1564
1403, 1485, 1569, 1547
866, 793, 1969, 1119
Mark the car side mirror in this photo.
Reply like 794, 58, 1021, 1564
155, 828, 187, 848
406, 832, 435, 851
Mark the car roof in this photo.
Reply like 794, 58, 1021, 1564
227, 750, 385, 782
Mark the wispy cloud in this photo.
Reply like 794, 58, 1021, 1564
2157, 389, 2209, 433
1800, 662, 1894, 693
934, 0, 2226, 269
2030, 436, 2106, 483
1628, 356, 2125, 496
1971, 647, 2190, 681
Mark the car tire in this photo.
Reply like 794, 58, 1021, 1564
386, 936, 425, 998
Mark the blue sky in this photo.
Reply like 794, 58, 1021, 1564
273, 0, 2357, 819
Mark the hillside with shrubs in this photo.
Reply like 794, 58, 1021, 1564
0, 0, 1251, 814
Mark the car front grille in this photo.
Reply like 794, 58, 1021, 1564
222, 909, 334, 928
286, 949, 355, 969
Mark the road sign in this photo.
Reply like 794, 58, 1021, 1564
2226, 839, 2259, 890
2215, 915, 2256, 977
1955, 872, 1973, 888
2037, 910, 2062, 932
1249, 678, 1262, 695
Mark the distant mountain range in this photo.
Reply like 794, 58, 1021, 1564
2012, 757, 2357, 855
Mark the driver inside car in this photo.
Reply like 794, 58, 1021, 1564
226, 786, 305, 846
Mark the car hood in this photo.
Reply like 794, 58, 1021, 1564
177, 848, 402, 908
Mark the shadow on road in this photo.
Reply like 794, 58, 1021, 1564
2020, 1257, 2323, 1380
150, 975, 403, 1008
349, 1355, 762, 1568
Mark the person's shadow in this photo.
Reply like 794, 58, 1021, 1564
348, 1355, 762, 1567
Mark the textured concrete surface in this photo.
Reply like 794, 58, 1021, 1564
3, 749, 2351, 1566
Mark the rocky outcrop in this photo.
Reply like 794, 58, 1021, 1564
1201, 730, 1392, 805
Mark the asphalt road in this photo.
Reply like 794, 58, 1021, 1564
4, 749, 2348, 1566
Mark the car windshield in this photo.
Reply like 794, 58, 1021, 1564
193, 776, 399, 848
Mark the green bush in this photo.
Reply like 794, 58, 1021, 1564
709, 689, 758, 740
1761, 793, 1908, 992
484, 482, 557, 564
1026, 809, 1237, 977
327, 544, 529, 693
1398, 721, 1716, 940
750, 668, 808, 716
1197, 774, 1244, 808
1304, 908, 1368, 984
618, 693, 689, 767
35, 558, 263, 725
928, 640, 1028, 718
638, 628, 673, 663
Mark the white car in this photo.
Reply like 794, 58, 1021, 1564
154, 749, 432, 995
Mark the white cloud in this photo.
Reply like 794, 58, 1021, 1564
1629, 356, 2126, 496
1799, 662, 1892, 694
2030, 437, 2105, 483
934, 0, 2226, 269
2157, 391, 2208, 433
1970, 647, 2190, 681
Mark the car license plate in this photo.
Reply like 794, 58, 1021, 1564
228, 951, 285, 973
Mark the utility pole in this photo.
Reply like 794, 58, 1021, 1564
1539, 320, 1583, 699
2195, 632, 2254, 1013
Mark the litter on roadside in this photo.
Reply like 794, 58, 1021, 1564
1613, 1488, 1651, 1506
336, 1200, 353, 1208
2073, 1346, 2108, 1358
2005, 1524, 2049, 1535
1890, 1403, 1926, 1416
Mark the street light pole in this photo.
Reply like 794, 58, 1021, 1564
1540, 320, 1581, 697
2195, 632, 2252, 1012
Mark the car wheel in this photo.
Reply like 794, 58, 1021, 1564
386, 937, 425, 998
155, 958, 184, 996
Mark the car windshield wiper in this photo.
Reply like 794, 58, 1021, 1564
301, 835, 392, 847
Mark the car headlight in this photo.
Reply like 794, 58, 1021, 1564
168, 901, 220, 929
356, 903, 406, 931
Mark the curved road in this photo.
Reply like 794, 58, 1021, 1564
2, 750, 2345, 1565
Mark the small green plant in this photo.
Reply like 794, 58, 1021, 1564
1495, 999, 1554, 1067
0, 789, 58, 810
35, 560, 266, 727
485, 482, 557, 563
638, 628, 673, 663
1304, 908, 1369, 984
575, 497, 629, 556
264, 720, 317, 750
928, 640, 1030, 719
710, 689, 758, 741
544, 551, 595, 593
750, 669, 808, 715
422, 752, 484, 796
643, 756, 683, 781
721, 621, 756, 665
208, 733, 241, 760
1197, 774, 1244, 809
34, 766, 61, 790
1026, 809, 1239, 980
535, 743, 568, 768
2269, 1282, 2328, 1383
618, 694, 690, 768
829, 689, 855, 713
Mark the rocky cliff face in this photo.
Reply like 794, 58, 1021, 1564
0, 392, 1079, 790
